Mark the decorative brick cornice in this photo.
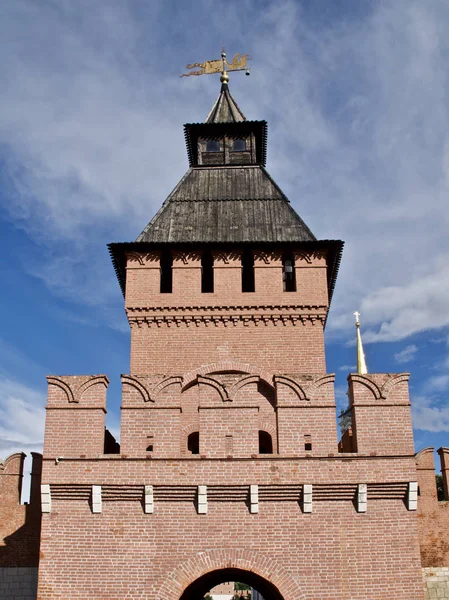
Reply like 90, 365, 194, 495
127, 310, 327, 328
127, 304, 327, 313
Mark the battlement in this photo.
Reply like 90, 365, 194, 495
42, 368, 415, 462
44, 375, 109, 458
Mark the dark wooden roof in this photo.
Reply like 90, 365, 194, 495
136, 166, 315, 243
205, 84, 247, 123
108, 83, 344, 316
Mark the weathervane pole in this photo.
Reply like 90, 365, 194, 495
220, 48, 229, 86
354, 311, 368, 374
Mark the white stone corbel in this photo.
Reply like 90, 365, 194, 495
407, 481, 418, 511
302, 484, 313, 513
197, 485, 207, 514
92, 485, 102, 513
250, 484, 259, 514
357, 483, 367, 513
41, 484, 51, 513
144, 485, 154, 514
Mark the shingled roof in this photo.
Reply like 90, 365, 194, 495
136, 166, 316, 243
205, 84, 247, 123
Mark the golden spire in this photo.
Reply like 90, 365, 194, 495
180, 49, 251, 81
354, 311, 368, 374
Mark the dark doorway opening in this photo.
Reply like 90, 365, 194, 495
179, 568, 285, 600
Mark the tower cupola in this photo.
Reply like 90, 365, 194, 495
184, 82, 267, 167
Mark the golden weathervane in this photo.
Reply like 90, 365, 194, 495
180, 49, 251, 81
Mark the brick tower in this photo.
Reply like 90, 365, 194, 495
37, 79, 425, 600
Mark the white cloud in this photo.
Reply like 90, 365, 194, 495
412, 395, 449, 432
1, 0, 449, 344
339, 365, 356, 372
0, 378, 45, 459
394, 345, 418, 364
427, 375, 449, 392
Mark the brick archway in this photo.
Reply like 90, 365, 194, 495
157, 548, 305, 600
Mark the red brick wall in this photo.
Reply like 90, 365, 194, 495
35, 245, 426, 599
126, 249, 328, 375
36, 464, 424, 600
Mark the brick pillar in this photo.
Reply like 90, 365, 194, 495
438, 447, 449, 500
415, 447, 438, 503
348, 373, 414, 455
44, 375, 109, 458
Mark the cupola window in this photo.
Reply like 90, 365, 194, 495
206, 139, 220, 152
233, 138, 246, 151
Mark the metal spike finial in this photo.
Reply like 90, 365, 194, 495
353, 311, 368, 374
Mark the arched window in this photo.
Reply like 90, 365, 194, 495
241, 249, 255, 292
187, 432, 199, 455
160, 249, 173, 293
206, 139, 220, 152
233, 138, 246, 151
258, 431, 273, 454
201, 250, 214, 293
282, 251, 296, 292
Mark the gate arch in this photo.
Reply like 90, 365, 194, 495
157, 548, 305, 600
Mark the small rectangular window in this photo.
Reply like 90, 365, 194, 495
146, 435, 154, 452
304, 434, 312, 451
201, 250, 214, 293
283, 252, 296, 292
206, 140, 220, 152
160, 250, 173, 293
242, 249, 255, 292
233, 138, 246, 151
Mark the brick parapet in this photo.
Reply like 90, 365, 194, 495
44, 375, 109, 458
347, 373, 415, 455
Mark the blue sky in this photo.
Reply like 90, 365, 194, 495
1, 0, 449, 478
